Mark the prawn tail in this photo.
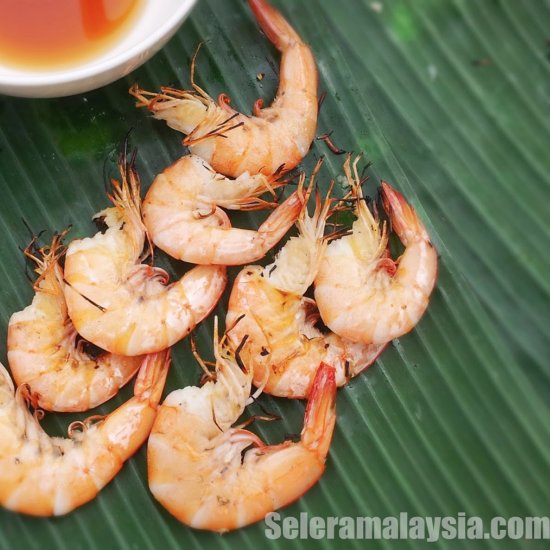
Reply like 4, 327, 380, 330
257, 189, 304, 249
381, 181, 429, 245
86, 351, 171, 464
346, 343, 388, 379
301, 363, 336, 458
248, 0, 302, 50
133, 350, 171, 405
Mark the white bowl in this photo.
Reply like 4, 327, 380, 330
0, 0, 197, 98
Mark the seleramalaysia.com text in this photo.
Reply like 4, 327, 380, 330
264, 512, 550, 541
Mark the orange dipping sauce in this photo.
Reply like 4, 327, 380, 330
0, 0, 144, 70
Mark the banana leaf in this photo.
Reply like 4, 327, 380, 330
0, 0, 549, 548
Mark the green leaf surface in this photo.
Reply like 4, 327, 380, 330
0, 0, 549, 548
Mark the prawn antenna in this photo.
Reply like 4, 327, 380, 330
63, 279, 107, 312
23, 265, 33, 285
238, 412, 280, 429
119, 128, 136, 176
191, 333, 217, 382
21, 218, 45, 242
316, 131, 346, 155
317, 90, 327, 113
244, 393, 281, 423
264, 55, 279, 77
325, 226, 352, 241
277, 166, 301, 187
185, 112, 245, 146
306, 155, 325, 200
234, 334, 249, 373
189, 41, 210, 100
271, 163, 290, 187
211, 401, 223, 433
344, 360, 351, 381
118, 140, 138, 174
226, 313, 246, 335
360, 159, 374, 182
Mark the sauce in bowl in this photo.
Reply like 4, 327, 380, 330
0, 0, 143, 71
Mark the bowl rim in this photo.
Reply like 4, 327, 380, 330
0, 0, 197, 86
